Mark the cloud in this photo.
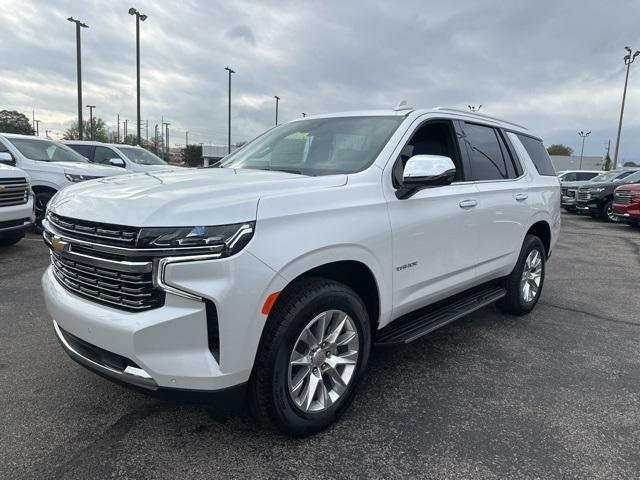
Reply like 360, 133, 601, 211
0, 0, 639, 162
225, 24, 256, 47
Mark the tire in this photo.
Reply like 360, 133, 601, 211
0, 231, 25, 247
34, 190, 54, 232
498, 234, 546, 315
603, 200, 618, 223
563, 207, 576, 213
249, 277, 371, 437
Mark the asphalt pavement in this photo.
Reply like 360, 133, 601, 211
1, 213, 639, 479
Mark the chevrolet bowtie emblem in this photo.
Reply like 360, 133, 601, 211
51, 236, 68, 253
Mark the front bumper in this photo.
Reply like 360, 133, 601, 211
576, 198, 603, 213
0, 197, 34, 233
42, 247, 285, 393
612, 203, 640, 223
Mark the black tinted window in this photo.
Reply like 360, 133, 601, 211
577, 172, 598, 181
560, 172, 577, 182
463, 123, 513, 181
94, 147, 119, 164
516, 134, 556, 176
68, 144, 93, 160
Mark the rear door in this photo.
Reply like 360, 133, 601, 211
459, 122, 531, 280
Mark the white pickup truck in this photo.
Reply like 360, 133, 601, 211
42, 107, 560, 436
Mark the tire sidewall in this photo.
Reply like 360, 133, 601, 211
514, 236, 546, 313
270, 285, 371, 435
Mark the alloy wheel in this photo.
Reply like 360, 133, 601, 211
520, 249, 542, 303
288, 309, 359, 413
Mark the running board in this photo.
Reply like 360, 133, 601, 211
375, 286, 506, 347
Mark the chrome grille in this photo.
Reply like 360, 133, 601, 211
577, 190, 590, 202
48, 212, 139, 247
50, 251, 164, 311
614, 191, 633, 205
0, 177, 29, 206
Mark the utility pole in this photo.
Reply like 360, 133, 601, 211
124, 119, 128, 143
86, 105, 95, 140
45, 130, 50, 138
614, 46, 640, 169
224, 66, 235, 154
67, 17, 88, 140
129, 8, 147, 146
274, 96, 280, 125
145, 120, 148, 145
32, 110, 35, 133
34, 120, 41, 136
185, 131, 189, 147
578, 131, 591, 170
163, 122, 170, 159
117, 113, 120, 143
301, 112, 306, 118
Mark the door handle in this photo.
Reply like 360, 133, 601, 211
514, 193, 529, 201
459, 199, 478, 209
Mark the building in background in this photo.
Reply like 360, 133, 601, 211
202, 144, 238, 166
550, 155, 603, 171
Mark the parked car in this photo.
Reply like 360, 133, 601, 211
0, 134, 127, 229
557, 170, 601, 212
575, 168, 639, 221
41, 107, 560, 436
64, 141, 176, 172
612, 170, 640, 227
0, 161, 34, 246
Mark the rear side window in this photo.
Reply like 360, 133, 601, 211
68, 144, 93, 160
516, 134, 556, 176
462, 123, 517, 181
577, 172, 598, 181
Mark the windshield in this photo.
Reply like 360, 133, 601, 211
117, 146, 167, 165
613, 170, 638, 182
9, 137, 88, 163
619, 170, 640, 183
590, 171, 620, 183
221, 116, 404, 175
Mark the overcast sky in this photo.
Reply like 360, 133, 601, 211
1, 0, 640, 161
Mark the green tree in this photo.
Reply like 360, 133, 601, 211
63, 117, 109, 142
623, 161, 637, 167
183, 144, 203, 167
603, 153, 612, 171
546, 144, 574, 156
0, 110, 34, 135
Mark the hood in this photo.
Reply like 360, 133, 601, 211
49, 168, 347, 227
55, 161, 127, 177
616, 183, 640, 192
0, 163, 28, 179
579, 182, 612, 190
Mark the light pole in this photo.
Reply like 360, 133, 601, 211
274, 96, 280, 125
124, 119, 128, 142
185, 131, 189, 147
613, 46, 640, 169
163, 122, 170, 159
34, 120, 41, 136
577, 131, 591, 170
67, 17, 88, 140
128, 8, 147, 146
468, 105, 482, 112
117, 113, 120, 143
86, 105, 95, 140
224, 66, 235, 154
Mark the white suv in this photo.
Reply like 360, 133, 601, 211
64, 141, 176, 172
0, 134, 127, 229
41, 107, 560, 436
0, 161, 34, 246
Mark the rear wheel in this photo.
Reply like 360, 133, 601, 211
249, 278, 371, 437
498, 235, 546, 315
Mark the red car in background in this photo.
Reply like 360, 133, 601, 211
613, 180, 640, 227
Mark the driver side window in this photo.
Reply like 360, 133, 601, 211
392, 120, 463, 187
94, 147, 121, 165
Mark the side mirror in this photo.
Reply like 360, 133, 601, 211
0, 151, 15, 166
396, 154, 456, 199
109, 158, 126, 168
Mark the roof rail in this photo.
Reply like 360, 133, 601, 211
433, 107, 528, 130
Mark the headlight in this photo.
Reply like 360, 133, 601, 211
137, 222, 255, 256
589, 187, 605, 193
64, 173, 102, 183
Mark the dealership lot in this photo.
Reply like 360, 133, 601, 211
1, 213, 639, 479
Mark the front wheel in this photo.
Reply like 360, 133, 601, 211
498, 234, 546, 315
603, 200, 618, 223
249, 278, 371, 437
34, 190, 54, 231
